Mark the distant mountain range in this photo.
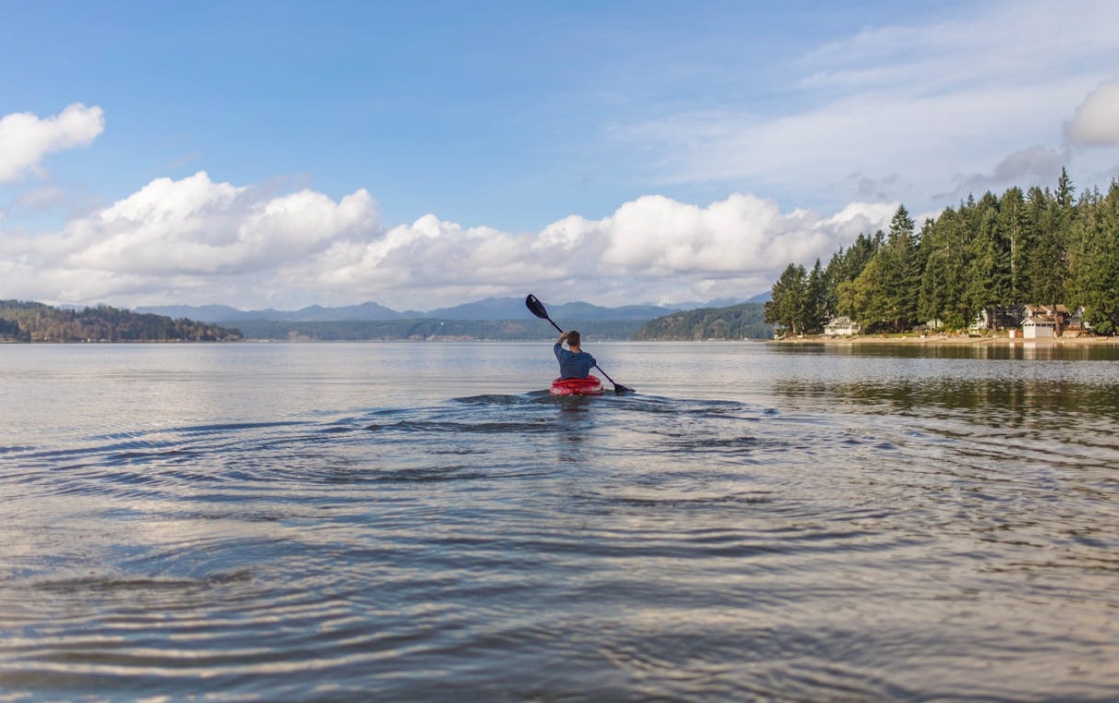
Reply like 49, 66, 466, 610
135, 294, 768, 323
135, 301, 402, 323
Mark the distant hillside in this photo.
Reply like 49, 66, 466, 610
138, 296, 679, 323
0, 300, 243, 343
632, 303, 772, 340
415, 297, 679, 321
136, 301, 401, 322
234, 318, 644, 341
127, 296, 771, 341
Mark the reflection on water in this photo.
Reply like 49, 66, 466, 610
1, 342, 1118, 702
778, 374, 1119, 423
771, 339, 1119, 360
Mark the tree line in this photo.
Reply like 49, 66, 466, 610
0, 301, 243, 342
764, 170, 1119, 336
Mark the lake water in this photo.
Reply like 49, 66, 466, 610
2, 341, 1118, 702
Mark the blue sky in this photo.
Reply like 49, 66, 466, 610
2, 0, 1118, 311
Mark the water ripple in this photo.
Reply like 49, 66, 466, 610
3, 346, 1119, 701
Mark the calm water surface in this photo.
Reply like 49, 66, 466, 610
2, 341, 1118, 702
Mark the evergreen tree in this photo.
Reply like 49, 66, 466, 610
764, 263, 808, 335
1068, 180, 1119, 333
847, 257, 892, 331
825, 231, 882, 319
803, 259, 828, 334
876, 205, 920, 331
1026, 186, 1068, 312
1056, 167, 1075, 210
916, 206, 971, 328
966, 192, 1011, 328
998, 187, 1030, 302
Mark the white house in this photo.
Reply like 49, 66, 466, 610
1022, 317, 1056, 339
824, 316, 860, 336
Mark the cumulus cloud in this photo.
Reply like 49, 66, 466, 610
1065, 79, 1119, 146
0, 103, 104, 182
1, 170, 895, 310
56, 172, 379, 275
309, 192, 899, 308
0, 171, 381, 306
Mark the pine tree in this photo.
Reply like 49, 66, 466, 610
764, 264, 808, 336
998, 187, 1030, 303
803, 259, 828, 334
966, 192, 1011, 329
878, 205, 919, 331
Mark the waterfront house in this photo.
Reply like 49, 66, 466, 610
1022, 304, 1070, 324
824, 316, 860, 336
1018, 304, 1075, 338
1022, 316, 1057, 339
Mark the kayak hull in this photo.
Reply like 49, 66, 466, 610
549, 375, 605, 396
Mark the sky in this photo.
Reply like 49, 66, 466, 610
1, 0, 1118, 312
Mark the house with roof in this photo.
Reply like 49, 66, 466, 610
1018, 304, 1084, 338
824, 316, 860, 336
1022, 304, 1070, 325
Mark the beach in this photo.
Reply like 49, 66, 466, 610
773, 332, 1119, 346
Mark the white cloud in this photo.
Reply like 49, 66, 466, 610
312, 192, 897, 309
0, 171, 381, 306
59, 172, 379, 275
1066, 79, 1119, 146
0, 104, 104, 182
601, 194, 821, 275
0, 170, 895, 310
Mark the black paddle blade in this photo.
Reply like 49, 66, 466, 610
525, 294, 550, 320
612, 383, 635, 395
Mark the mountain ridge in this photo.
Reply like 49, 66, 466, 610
135, 295, 764, 323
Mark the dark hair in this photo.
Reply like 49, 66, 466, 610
567, 330, 581, 348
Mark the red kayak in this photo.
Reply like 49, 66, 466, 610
549, 375, 605, 396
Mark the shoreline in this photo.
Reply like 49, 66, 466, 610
770, 334, 1119, 346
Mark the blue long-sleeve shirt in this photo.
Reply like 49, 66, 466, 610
554, 343, 596, 379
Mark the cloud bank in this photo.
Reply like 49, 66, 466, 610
1, 169, 895, 310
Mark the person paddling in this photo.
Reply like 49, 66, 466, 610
554, 330, 596, 379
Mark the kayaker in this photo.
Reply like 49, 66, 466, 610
554, 330, 597, 379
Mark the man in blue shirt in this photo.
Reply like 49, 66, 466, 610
554, 330, 596, 379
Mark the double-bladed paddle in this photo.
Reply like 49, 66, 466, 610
526, 294, 634, 395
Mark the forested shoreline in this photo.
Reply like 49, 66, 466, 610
631, 303, 770, 340
764, 171, 1119, 336
0, 301, 243, 342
